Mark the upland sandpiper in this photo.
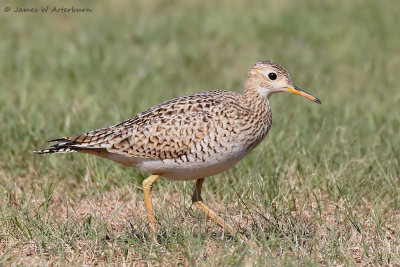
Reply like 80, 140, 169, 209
35, 61, 321, 241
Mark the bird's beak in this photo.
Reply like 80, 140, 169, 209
286, 85, 321, 104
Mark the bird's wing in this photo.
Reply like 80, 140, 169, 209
106, 111, 214, 159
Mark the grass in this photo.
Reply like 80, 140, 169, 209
1, 0, 399, 265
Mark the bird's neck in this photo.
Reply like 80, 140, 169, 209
240, 87, 273, 151
241, 87, 272, 125
242, 86, 270, 110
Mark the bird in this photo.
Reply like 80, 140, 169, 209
35, 60, 321, 242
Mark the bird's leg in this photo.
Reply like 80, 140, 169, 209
142, 174, 160, 241
192, 178, 248, 242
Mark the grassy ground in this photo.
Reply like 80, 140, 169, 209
1, 0, 399, 265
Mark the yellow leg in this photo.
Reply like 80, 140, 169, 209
142, 174, 160, 241
192, 178, 248, 242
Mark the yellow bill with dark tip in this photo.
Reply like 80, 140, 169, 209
286, 86, 321, 104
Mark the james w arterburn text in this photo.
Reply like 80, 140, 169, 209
14, 6, 92, 13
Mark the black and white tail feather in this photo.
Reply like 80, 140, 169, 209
34, 138, 81, 155
33, 126, 113, 155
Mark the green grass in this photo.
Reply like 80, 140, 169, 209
1, 0, 399, 265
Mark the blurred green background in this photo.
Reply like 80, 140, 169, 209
0, 0, 399, 265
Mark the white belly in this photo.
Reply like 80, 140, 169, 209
107, 148, 250, 181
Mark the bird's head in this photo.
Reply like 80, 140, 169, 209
245, 60, 321, 104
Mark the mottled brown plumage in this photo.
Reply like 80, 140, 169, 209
38, 90, 270, 162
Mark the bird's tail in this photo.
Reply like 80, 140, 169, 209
34, 139, 80, 155
34, 127, 115, 156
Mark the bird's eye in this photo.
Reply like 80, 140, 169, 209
268, 72, 277, 80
